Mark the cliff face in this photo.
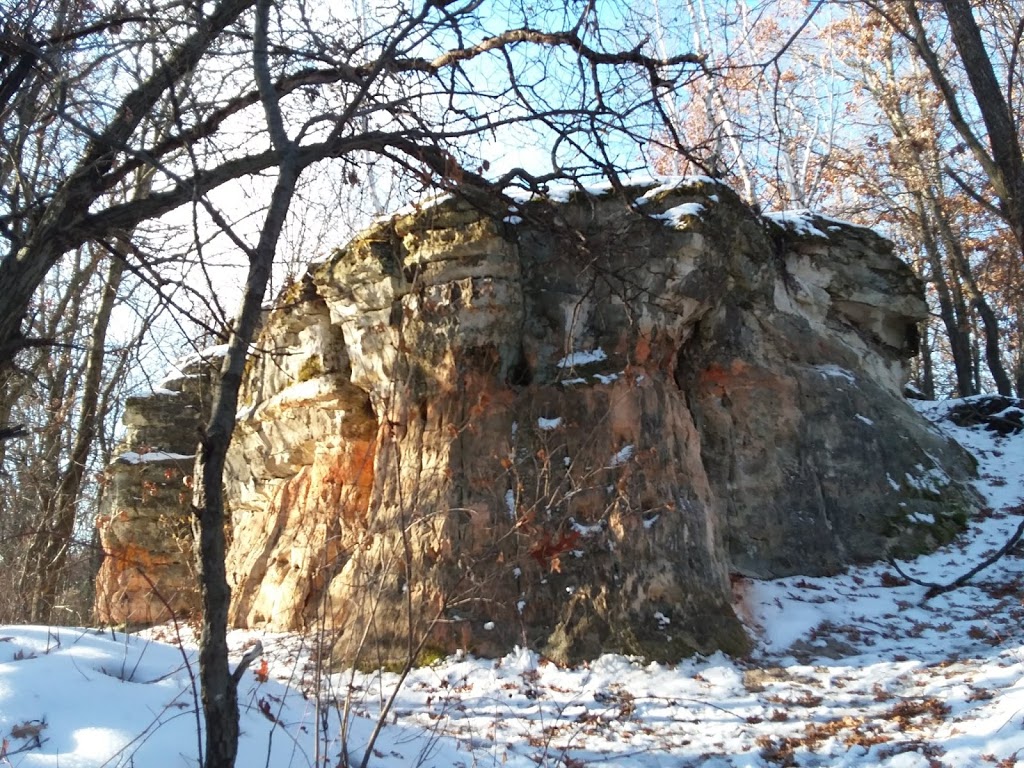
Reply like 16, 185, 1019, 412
95, 179, 980, 664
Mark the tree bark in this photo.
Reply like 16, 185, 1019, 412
930, 203, 1015, 396
940, 0, 1024, 251
192, 2, 299, 764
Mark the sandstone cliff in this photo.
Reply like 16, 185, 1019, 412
95, 178, 980, 664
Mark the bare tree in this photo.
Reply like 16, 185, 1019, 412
865, 0, 1024, 394
646, 0, 842, 210
1, 0, 715, 765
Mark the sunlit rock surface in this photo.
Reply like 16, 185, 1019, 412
93, 349, 219, 624
95, 178, 980, 663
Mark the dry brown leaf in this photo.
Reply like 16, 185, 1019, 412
10, 720, 45, 740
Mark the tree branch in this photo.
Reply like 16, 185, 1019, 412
888, 509, 1024, 600
395, 27, 703, 74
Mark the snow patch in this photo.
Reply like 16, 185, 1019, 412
653, 202, 705, 228
904, 462, 951, 494
155, 343, 231, 390
814, 364, 856, 383
117, 451, 194, 464
608, 444, 634, 467
571, 520, 604, 536
380, 193, 453, 220
634, 175, 722, 203
765, 209, 829, 238
556, 348, 608, 368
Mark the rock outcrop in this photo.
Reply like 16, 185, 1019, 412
95, 178, 980, 664
94, 348, 219, 624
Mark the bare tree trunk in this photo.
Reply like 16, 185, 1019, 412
17, 246, 103, 620
25, 251, 125, 620
918, 321, 935, 398
192, 172, 295, 764
939, 0, 1024, 252
912, 196, 976, 396
192, 2, 298, 764
925, 195, 1011, 399
931, 210, 1014, 395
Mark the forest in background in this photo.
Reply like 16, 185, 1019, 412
1, 1, 1022, 765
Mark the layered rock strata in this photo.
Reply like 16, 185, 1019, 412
94, 348, 220, 624
95, 179, 980, 664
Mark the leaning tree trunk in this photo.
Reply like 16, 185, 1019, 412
192, 172, 297, 768
939, 0, 1024, 254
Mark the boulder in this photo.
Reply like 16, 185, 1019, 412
95, 178, 981, 664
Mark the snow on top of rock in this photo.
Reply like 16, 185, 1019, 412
154, 343, 230, 392
117, 450, 194, 464
371, 174, 735, 230
503, 173, 726, 206
174, 343, 229, 369
380, 192, 454, 221
766, 208, 887, 239
765, 209, 830, 238
633, 174, 722, 203
652, 202, 706, 228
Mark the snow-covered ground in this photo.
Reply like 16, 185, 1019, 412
2, 398, 1023, 767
